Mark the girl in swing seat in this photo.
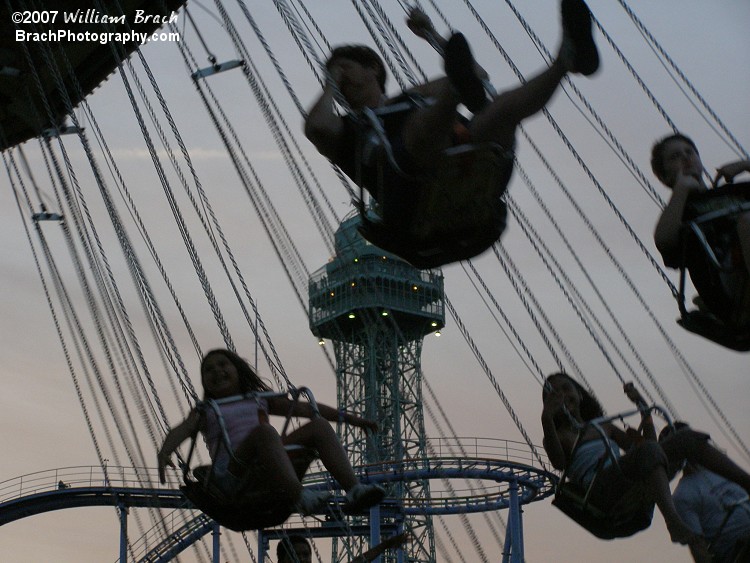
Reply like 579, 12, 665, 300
542, 372, 750, 551
542, 372, 700, 547
157, 349, 385, 516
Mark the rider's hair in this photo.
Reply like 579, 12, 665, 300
200, 349, 271, 398
326, 44, 387, 92
650, 133, 698, 184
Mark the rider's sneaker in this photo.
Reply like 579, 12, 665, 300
444, 33, 489, 113
296, 488, 332, 516
342, 483, 386, 515
560, 0, 599, 76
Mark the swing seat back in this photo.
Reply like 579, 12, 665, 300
181, 465, 294, 532
730, 535, 750, 563
359, 143, 510, 268
552, 481, 654, 540
677, 311, 750, 352
678, 182, 750, 348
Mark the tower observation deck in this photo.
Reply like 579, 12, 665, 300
309, 216, 445, 342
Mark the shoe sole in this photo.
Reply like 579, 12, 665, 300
561, 0, 600, 76
444, 33, 488, 113
342, 487, 386, 515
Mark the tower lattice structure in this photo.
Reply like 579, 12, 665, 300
309, 215, 445, 563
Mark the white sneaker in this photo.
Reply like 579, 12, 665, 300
342, 483, 385, 515
296, 488, 332, 516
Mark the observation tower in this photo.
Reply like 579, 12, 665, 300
309, 214, 444, 562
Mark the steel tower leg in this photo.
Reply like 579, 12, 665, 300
212, 523, 221, 563
506, 479, 524, 563
370, 503, 381, 561
502, 521, 511, 563
118, 504, 128, 562
258, 530, 267, 561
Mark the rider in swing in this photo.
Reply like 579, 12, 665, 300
651, 134, 750, 333
305, 0, 600, 254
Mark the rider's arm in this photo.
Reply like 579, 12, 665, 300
541, 393, 568, 470
674, 494, 711, 562
304, 69, 346, 161
623, 382, 655, 441
404, 77, 453, 99
157, 408, 202, 484
607, 423, 633, 451
654, 170, 701, 268
406, 7, 489, 94
716, 159, 750, 183
639, 412, 657, 442
267, 396, 378, 433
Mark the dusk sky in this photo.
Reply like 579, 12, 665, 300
1, 1, 748, 561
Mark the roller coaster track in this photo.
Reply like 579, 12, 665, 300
0, 438, 557, 562
0, 466, 187, 526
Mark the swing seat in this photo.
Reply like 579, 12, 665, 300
359, 142, 510, 269
552, 481, 654, 540
730, 536, 750, 563
678, 310, 750, 352
677, 181, 750, 349
181, 466, 294, 532
551, 406, 672, 540
178, 389, 321, 531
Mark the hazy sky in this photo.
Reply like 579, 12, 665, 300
1, 1, 749, 562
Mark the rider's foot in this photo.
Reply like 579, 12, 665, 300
296, 488, 332, 516
667, 520, 703, 547
342, 483, 386, 514
560, 0, 599, 76
444, 33, 489, 113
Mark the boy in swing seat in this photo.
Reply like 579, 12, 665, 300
660, 423, 750, 563
304, 0, 600, 242
651, 133, 750, 333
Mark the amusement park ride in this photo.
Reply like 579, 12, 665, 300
0, 215, 557, 562
0, 0, 748, 562
0, 4, 555, 558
